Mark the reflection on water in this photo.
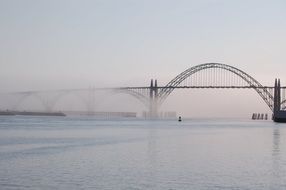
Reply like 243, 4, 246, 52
271, 126, 284, 189
0, 117, 286, 190
147, 128, 158, 189
273, 126, 280, 156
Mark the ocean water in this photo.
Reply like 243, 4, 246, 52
0, 116, 286, 190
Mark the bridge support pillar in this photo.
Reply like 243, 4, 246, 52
273, 79, 286, 122
149, 79, 159, 118
86, 87, 96, 115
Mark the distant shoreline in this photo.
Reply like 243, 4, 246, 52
0, 110, 65, 116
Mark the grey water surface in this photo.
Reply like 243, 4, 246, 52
0, 116, 286, 190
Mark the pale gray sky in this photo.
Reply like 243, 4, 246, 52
0, 0, 285, 117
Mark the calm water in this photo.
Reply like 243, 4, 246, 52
0, 116, 286, 190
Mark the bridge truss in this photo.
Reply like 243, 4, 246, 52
1, 63, 285, 116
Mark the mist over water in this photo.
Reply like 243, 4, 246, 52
0, 116, 286, 190
1, 0, 286, 189
0, 86, 271, 119
1, 0, 286, 118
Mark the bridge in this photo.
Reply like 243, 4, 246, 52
1, 63, 286, 121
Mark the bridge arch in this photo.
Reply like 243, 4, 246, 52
11, 92, 53, 111
108, 89, 150, 109
158, 63, 274, 111
52, 89, 150, 113
47, 90, 90, 112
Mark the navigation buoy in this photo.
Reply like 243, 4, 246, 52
178, 116, 182, 122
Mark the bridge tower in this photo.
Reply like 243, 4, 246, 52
274, 79, 281, 113
149, 79, 159, 118
273, 78, 286, 122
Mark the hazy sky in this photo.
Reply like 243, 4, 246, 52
0, 0, 286, 116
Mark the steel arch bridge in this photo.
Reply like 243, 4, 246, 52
119, 63, 285, 117
158, 63, 273, 108
2, 63, 285, 117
